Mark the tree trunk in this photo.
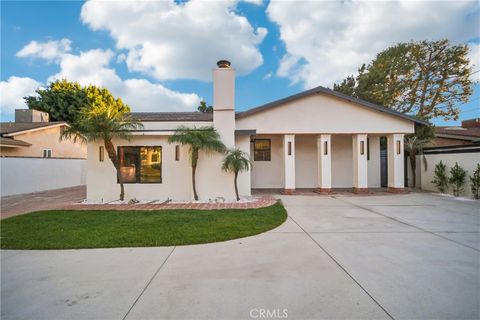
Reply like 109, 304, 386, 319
409, 152, 417, 188
234, 171, 239, 201
104, 138, 125, 201
192, 163, 198, 201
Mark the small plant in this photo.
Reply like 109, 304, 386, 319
449, 162, 467, 197
432, 161, 449, 193
470, 163, 480, 200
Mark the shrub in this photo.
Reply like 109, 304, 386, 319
449, 162, 467, 197
432, 161, 449, 193
470, 163, 480, 200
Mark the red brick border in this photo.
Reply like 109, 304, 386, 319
387, 187, 409, 194
281, 189, 296, 195
315, 188, 333, 195
62, 195, 277, 211
353, 187, 369, 194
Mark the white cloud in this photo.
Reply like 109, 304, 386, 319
48, 48, 201, 112
80, 0, 267, 81
468, 43, 480, 82
0, 77, 41, 115
263, 72, 272, 80
267, 0, 480, 88
16, 38, 72, 62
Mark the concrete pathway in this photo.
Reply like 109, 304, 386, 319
1, 193, 479, 319
1, 185, 86, 219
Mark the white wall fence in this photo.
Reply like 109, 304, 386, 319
419, 145, 480, 198
0, 157, 86, 197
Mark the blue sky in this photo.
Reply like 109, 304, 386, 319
1, 0, 479, 126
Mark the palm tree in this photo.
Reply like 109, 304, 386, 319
168, 126, 226, 200
61, 86, 142, 201
222, 148, 251, 201
404, 136, 431, 188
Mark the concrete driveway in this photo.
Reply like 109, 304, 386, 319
1, 193, 479, 320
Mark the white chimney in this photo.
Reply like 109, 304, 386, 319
213, 60, 235, 148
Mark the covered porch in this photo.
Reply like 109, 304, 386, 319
249, 133, 405, 194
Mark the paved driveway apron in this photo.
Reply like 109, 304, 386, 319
1, 193, 479, 319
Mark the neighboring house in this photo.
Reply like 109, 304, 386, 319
431, 118, 480, 147
0, 109, 86, 158
86, 60, 426, 202
0, 109, 87, 197
414, 118, 480, 197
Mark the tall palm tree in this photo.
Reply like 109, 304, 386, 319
404, 125, 435, 188
168, 126, 226, 200
61, 86, 142, 201
404, 135, 431, 188
222, 148, 251, 201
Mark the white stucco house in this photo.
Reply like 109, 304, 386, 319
86, 60, 427, 202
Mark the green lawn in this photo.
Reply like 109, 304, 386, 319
1, 202, 287, 249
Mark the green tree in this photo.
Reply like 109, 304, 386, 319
449, 162, 467, 197
222, 148, 251, 201
470, 164, 480, 200
404, 125, 435, 188
168, 126, 226, 200
24, 79, 87, 122
334, 40, 473, 121
432, 161, 449, 193
197, 101, 213, 113
62, 85, 142, 201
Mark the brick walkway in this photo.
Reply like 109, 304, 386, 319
1, 185, 86, 219
63, 196, 277, 211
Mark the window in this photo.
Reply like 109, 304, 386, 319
118, 146, 162, 183
360, 141, 365, 155
175, 145, 180, 161
323, 141, 328, 155
254, 139, 271, 161
42, 149, 52, 158
396, 140, 401, 155
288, 141, 292, 155
99, 146, 104, 162
367, 138, 370, 160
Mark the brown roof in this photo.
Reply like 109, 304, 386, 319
0, 122, 66, 135
130, 112, 213, 122
435, 126, 480, 139
0, 137, 31, 147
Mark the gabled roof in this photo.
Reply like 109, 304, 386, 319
131, 112, 213, 122
236, 85, 429, 125
0, 122, 67, 136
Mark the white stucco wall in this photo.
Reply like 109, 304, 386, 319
420, 152, 480, 198
368, 136, 381, 188
1, 157, 86, 196
86, 134, 251, 202
331, 135, 353, 188
250, 135, 284, 188
250, 134, 381, 189
236, 93, 415, 134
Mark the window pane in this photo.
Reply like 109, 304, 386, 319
119, 147, 139, 183
254, 139, 271, 161
140, 147, 162, 183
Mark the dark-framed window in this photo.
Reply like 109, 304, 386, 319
367, 138, 370, 160
254, 139, 271, 161
118, 146, 162, 183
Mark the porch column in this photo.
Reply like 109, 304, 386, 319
352, 134, 368, 193
316, 134, 332, 193
387, 133, 405, 192
283, 134, 296, 194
